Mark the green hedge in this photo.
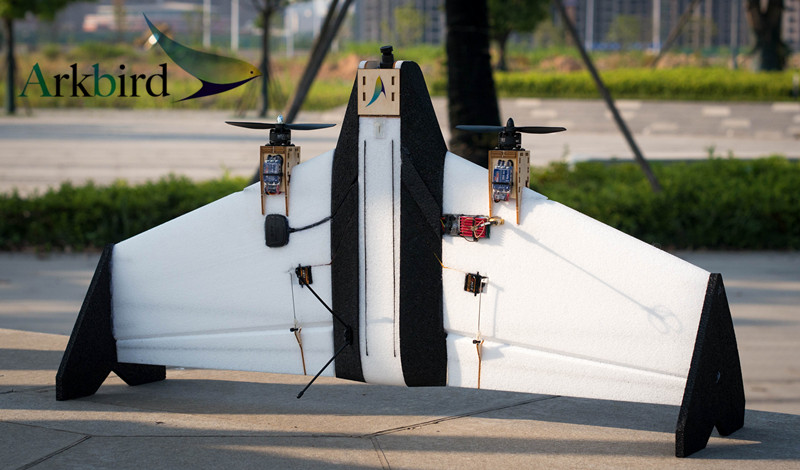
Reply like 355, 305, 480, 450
531, 156, 800, 249
2, 157, 798, 251
431, 68, 799, 101
0, 175, 248, 251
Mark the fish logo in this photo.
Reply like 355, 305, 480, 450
366, 76, 386, 107
144, 14, 260, 101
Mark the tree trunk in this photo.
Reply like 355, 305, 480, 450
4, 17, 15, 115
445, 0, 501, 168
258, 8, 271, 118
496, 30, 510, 71
746, 0, 787, 71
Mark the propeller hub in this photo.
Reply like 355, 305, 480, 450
269, 126, 293, 146
497, 130, 521, 150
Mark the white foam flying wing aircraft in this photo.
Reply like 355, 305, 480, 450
57, 47, 744, 458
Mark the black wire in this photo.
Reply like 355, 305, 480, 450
289, 216, 332, 233
296, 341, 349, 399
286, 179, 357, 235
296, 274, 350, 329
294, 270, 354, 398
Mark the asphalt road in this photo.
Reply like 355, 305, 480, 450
1, 99, 798, 195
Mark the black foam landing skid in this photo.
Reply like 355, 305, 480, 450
56, 245, 165, 401
675, 273, 745, 457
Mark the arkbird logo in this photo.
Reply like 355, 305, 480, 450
366, 76, 386, 107
144, 14, 260, 101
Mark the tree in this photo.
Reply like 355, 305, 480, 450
113, 0, 125, 42
251, 0, 288, 117
381, 3, 425, 47
446, 0, 501, 167
746, 0, 789, 71
682, 16, 717, 51
1, 0, 82, 115
488, 0, 548, 71
605, 14, 643, 51
533, 18, 566, 48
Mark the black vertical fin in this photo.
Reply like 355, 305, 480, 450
330, 74, 365, 383
398, 61, 448, 386
56, 244, 165, 401
675, 273, 745, 457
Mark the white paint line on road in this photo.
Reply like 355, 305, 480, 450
771, 103, 800, 112
702, 106, 732, 117
603, 110, 636, 120
615, 100, 642, 110
530, 109, 558, 119
647, 122, 679, 132
514, 98, 542, 107
721, 118, 751, 128
754, 130, 784, 140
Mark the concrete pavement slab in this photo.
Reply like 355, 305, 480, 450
0, 421, 87, 470
0, 253, 99, 335
2, 328, 800, 468
28, 436, 384, 470
374, 403, 800, 469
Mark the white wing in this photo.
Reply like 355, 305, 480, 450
111, 151, 337, 376
441, 153, 709, 406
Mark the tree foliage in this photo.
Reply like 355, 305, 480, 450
2, 0, 87, 114
0, 0, 78, 20
382, 4, 425, 47
488, 0, 549, 70
605, 15, 643, 51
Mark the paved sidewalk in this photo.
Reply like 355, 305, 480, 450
1, 251, 799, 468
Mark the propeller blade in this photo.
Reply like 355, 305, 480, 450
455, 125, 506, 133
457, 124, 567, 134
285, 123, 336, 130
225, 121, 336, 131
225, 121, 276, 130
516, 126, 567, 134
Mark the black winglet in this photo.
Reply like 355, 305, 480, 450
675, 273, 745, 457
56, 244, 165, 400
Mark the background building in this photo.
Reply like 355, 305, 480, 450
352, 0, 445, 45
10, 0, 800, 53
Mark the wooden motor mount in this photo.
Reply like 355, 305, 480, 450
260, 145, 301, 216
488, 148, 530, 224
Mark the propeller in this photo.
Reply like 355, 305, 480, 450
457, 118, 565, 150
226, 115, 336, 146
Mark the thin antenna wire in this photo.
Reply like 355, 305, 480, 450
294, 269, 353, 398
289, 273, 298, 325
